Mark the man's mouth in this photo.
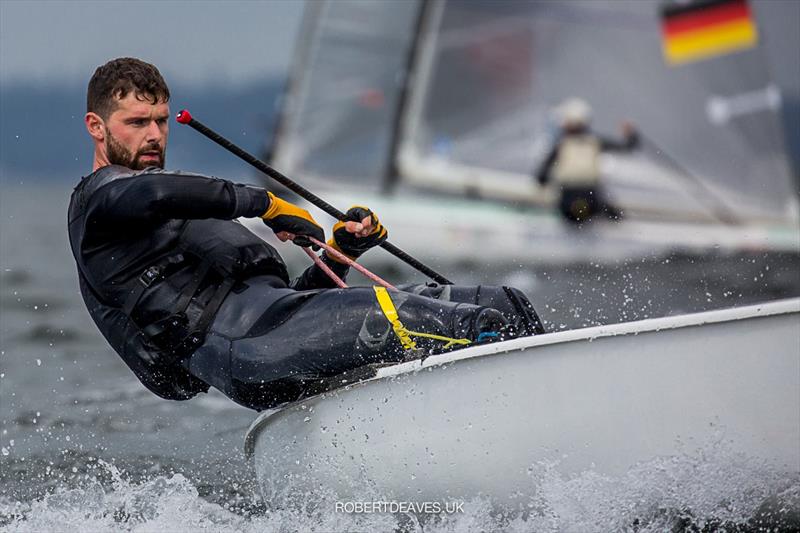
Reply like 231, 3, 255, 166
131, 144, 166, 169
138, 151, 162, 162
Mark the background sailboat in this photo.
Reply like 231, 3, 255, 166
241, 2, 800, 517
245, 0, 799, 266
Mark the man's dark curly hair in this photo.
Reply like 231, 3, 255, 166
87, 57, 170, 119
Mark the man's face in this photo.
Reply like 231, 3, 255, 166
101, 93, 170, 170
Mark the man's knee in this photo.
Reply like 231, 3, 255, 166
397, 283, 545, 336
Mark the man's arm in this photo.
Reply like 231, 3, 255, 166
599, 122, 639, 152
88, 169, 267, 223
534, 143, 559, 186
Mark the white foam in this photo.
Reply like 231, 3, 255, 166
3, 437, 796, 532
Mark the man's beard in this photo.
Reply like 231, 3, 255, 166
106, 129, 165, 170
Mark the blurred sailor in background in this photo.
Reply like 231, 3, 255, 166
535, 98, 639, 224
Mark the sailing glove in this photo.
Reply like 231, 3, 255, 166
261, 192, 324, 249
326, 206, 388, 263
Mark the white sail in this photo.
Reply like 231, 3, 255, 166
398, 0, 797, 221
269, 0, 799, 225
270, 0, 421, 189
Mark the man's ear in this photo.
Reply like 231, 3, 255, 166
85, 112, 105, 141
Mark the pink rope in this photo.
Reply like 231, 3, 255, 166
307, 236, 398, 291
302, 246, 348, 288
283, 232, 397, 290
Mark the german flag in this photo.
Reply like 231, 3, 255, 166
661, 0, 758, 65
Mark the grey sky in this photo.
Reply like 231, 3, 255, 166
0, 0, 305, 85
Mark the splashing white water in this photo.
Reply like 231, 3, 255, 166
523, 445, 799, 532
1, 437, 797, 532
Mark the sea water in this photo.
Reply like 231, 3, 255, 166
1, 437, 798, 531
2, 183, 798, 531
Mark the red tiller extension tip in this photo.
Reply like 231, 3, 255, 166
175, 109, 193, 124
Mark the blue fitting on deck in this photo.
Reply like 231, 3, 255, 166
476, 331, 499, 342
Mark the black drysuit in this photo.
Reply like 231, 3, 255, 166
68, 166, 542, 410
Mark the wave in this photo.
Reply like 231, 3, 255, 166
2, 438, 797, 532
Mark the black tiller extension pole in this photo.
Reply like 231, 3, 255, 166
176, 109, 453, 285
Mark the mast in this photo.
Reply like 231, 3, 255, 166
263, 0, 325, 172
383, 0, 433, 194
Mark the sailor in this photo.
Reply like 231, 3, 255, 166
535, 98, 639, 224
69, 58, 544, 410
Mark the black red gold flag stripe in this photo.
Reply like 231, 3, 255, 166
661, 0, 758, 65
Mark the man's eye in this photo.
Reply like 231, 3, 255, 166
156, 118, 168, 125
131, 119, 147, 126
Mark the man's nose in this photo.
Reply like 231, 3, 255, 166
145, 120, 163, 143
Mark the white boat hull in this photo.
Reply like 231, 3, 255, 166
245, 299, 800, 507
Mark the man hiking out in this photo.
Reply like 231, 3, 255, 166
68, 57, 543, 411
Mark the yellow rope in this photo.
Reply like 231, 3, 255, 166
373, 286, 471, 351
